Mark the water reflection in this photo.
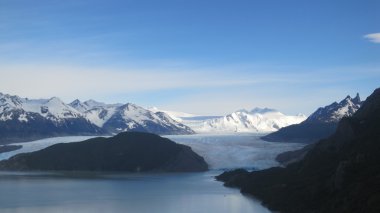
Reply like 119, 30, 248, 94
0, 171, 271, 213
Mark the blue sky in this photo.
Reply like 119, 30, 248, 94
0, 0, 379, 115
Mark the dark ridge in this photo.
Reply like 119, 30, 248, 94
0, 132, 208, 172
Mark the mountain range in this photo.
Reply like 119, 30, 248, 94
68, 99, 193, 135
0, 93, 194, 144
182, 108, 306, 133
262, 93, 362, 143
1, 91, 361, 144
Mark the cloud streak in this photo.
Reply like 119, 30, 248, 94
0, 64, 261, 101
0, 63, 378, 115
364, 33, 380, 43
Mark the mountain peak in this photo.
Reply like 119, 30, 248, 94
84, 99, 101, 104
149, 106, 159, 111
306, 93, 362, 123
353, 92, 361, 104
70, 99, 81, 104
68, 99, 90, 113
48, 97, 63, 102
194, 108, 306, 133
0, 93, 21, 101
83, 99, 106, 108
122, 102, 139, 109
235, 109, 249, 113
340, 93, 362, 106
251, 107, 277, 114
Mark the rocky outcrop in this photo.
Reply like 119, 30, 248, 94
0, 132, 208, 172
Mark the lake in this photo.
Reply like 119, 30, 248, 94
0, 171, 271, 213
0, 134, 304, 213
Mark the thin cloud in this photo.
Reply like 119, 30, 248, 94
0, 63, 378, 101
364, 33, 380, 43
0, 63, 378, 115
0, 64, 262, 101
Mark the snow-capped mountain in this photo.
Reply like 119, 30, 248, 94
185, 108, 306, 133
0, 93, 103, 144
306, 93, 361, 123
250, 107, 277, 114
0, 92, 194, 144
69, 99, 122, 113
70, 101, 194, 135
148, 107, 200, 122
0, 93, 100, 125
262, 93, 362, 143
0, 94, 81, 121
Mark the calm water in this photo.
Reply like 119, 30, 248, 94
0, 171, 271, 213
0, 134, 305, 213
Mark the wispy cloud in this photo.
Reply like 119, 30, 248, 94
0, 63, 379, 115
0, 64, 262, 101
364, 33, 380, 43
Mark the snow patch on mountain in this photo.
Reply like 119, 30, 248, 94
81, 105, 119, 127
0, 112, 13, 121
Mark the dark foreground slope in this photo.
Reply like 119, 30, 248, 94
0, 132, 208, 172
217, 88, 380, 213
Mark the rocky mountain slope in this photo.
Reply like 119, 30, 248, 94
262, 94, 362, 143
217, 88, 380, 213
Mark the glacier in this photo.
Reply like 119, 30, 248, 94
0, 134, 305, 170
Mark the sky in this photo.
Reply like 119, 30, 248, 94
0, 0, 379, 115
